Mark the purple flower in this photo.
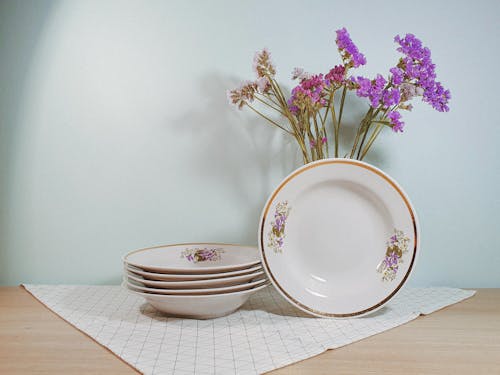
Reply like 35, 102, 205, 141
387, 110, 404, 132
275, 215, 285, 231
384, 251, 400, 269
382, 87, 401, 107
335, 28, 366, 68
394, 33, 450, 112
390, 67, 404, 85
352, 76, 372, 97
352, 75, 389, 108
423, 81, 451, 112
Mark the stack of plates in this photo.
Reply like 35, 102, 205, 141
123, 243, 268, 319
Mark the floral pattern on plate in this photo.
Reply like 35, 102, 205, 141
268, 201, 291, 253
181, 248, 224, 263
377, 229, 410, 281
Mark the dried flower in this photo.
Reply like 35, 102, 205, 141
394, 33, 450, 112
387, 110, 404, 132
382, 87, 401, 108
288, 74, 327, 114
256, 76, 271, 93
253, 48, 276, 78
390, 67, 404, 85
398, 83, 423, 102
351, 74, 390, 108
228, 28, 450, 163
291, 67, 312, 81
227, 81, 257, 109
336, 28, 366, 68
325, 65, 346, 85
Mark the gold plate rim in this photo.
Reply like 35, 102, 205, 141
259, 158, 419, 318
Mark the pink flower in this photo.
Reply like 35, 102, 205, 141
325, 65, 345, 85
287, 74, 327, 114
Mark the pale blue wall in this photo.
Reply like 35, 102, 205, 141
1, 0, 499, 286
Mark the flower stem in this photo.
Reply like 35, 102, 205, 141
312, 113, 323, 159
335, 85, 347, 158
360, 123, 384, 160
254, 94, 285, 115
350, 107, 373, 158
356, 106, 384, 159
246, 104, 292, 134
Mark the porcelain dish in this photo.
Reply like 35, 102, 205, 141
125, 269, 265, 289
259, 159, 419, 318
123, 282, 269, 319
123, 243, 268, 318
124, 277, 267, 295
124, 243, 260, 273
125, 263, 263, 281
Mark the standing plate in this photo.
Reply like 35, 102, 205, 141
258, 159, 419, 317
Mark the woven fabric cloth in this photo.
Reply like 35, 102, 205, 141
23, 285, 474, 375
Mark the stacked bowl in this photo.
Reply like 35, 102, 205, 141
123, 243, 268, 318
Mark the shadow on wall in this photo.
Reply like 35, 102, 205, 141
0, 0, 60, 283
166, 72, 390, 244
168, 73, 300, 244
330, 90, 389, 166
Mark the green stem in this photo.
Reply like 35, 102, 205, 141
321, 90, 334, 126
268, 77, 288, 109
295, 114, 311, 163
350, 107, 373, 158
312, 113, 323, 159
335, 85, 348, 158
356, 124, 370, 160
360, 123, 383, 160
337, 85, 347, 127
356, 106, 384, 159
330, 98, 339, 157
264, 92, 281, 107
254, 95, 285, 115
246, 104, 292, 134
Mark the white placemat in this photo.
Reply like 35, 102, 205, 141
23, 285, 474, 375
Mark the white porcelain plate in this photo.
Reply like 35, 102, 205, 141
125, 264, 263, 281
124, 277, 267, 295
124, 243, 259, 273
259, 159, 419, 318
124, 282, 269, 319
125, 269, 265, 289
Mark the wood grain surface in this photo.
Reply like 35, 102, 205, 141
0, 287, 498, 374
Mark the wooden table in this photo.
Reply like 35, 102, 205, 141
0, 287, 498, 374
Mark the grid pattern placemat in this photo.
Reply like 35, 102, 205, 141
23, 285, 475, 375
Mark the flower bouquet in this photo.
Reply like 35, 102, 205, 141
228, 28, 450, 164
